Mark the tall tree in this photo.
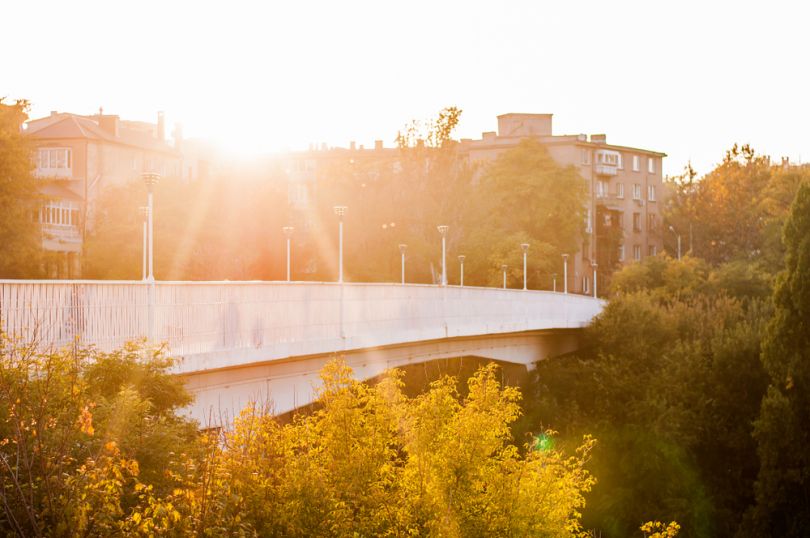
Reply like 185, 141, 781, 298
461, 138, 586, 287
745, 181, 810, 536
0, 99, 42, 277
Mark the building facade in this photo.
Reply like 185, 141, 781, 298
25, 111, 182, 277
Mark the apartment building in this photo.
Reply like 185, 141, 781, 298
459, 113, 666, 293
25, 110, 182, 277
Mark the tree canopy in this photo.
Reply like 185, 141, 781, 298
0, 99, 42, 277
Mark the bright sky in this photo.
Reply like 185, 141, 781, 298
3, 0, 808, 176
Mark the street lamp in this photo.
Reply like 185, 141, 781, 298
668, 225, 682, 260
562, 253, 569, 294
592, 262, 598, 298
138, 206, 149, 280
399, 244, 407, 285
141, 173, 160, 281
282, 226, 294, 282
458, 255, 466, 287
521, 243, 529, 290
437, 225, 449, 286
501, 264, 508, 289
334, 206, 347, 283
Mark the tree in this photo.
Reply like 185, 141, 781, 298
0, 99, 42, 277
745, 181, 810, 536
519, 256, 771, 536
461, 138, 586, 288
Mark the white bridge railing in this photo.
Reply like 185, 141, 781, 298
0, 281, 603, 374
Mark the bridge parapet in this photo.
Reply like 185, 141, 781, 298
0, 281, 603, 374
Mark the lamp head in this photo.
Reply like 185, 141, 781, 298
521, 243, 529, 252
437, 225, 449, 236
282, 226, 294, 237
333, 205, 348, 217
141, 172, 161, 188
138, 206, 150, 217
399, 243, 407, 254
458, 254, 466, 263
501, 264, 508, 271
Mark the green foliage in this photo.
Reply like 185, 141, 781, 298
664, 144, 809, 273
460, 139, 586, 287
745, 182, 810, 536
520, 283, 770, 536
0, 338, 200, 536
0, 99, 42, 277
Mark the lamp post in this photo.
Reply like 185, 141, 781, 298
562, 253, 569, 294
521, 243, 529, 290
458, 255, 466, 287
138, 206, 149, 280
399, 244, 407, 284
334, 206, 347, 282
282, 226, 294, 281
141, 173, 160, 281
592, 262, 598, 298
501, 264, 508, 289
669, 225, 682, 260
552, 272, 557, 292
437, 225, 448, 286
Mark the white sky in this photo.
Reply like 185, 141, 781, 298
3, 0, 808, 176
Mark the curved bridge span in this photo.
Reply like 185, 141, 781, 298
0, 281, 603, 423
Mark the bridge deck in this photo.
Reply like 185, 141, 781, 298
0, 280, 602, 374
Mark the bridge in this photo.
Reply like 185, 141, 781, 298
0, 280, 603, 425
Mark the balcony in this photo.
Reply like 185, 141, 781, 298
594, 149, 621, 177
42, 224, 82, 253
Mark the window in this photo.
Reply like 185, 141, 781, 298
633, 212, 642, 232
616, 182, 625, 198
648, 184, 656, 201
582, 276, 589, 294
648, 213, 658, 231
648, 157, 656, 174
36, 148, 72, 176
40, 201, 79, 227
648, 245, 657, 256
633, 184, 642, 200
617, 153, 624, 170
618, 244, 625, 261
596, 180, 609, 198
616, 212, 624, 228
586, 208, 592, 234
633, 244, 642, 261
632, 155, 640, 172
581, 148, 591, 165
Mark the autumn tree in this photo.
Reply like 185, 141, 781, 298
744, 181, 810, 536
0, 99, 42, 277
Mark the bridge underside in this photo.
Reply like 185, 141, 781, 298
181, 328, 582, 426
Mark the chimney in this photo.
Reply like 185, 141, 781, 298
350, 141, 356, 151
782, 156, 790, 169
375, 140, 383, 151
591, 134, 607, 144
50, 110, 58, 117
157, 111, 165, 141
98, 115, 120, 138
